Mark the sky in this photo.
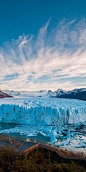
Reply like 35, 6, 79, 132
0, 0, 86, 91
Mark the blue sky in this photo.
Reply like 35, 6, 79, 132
0, 0, 86, 91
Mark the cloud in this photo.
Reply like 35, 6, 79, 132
0, 18, 86, 91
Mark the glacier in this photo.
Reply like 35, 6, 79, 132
0, 97, 86, 152
0, 97, 86, 125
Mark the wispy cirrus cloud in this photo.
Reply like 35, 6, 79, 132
0, 18, 86, 91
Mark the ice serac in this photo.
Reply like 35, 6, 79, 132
0, 98, 86, 125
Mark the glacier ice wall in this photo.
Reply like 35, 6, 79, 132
0, 98, 86, 125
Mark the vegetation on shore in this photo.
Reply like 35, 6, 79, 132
0, 146, 85, 172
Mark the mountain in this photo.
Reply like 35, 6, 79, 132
2, 88, 86, 101
47, 90, 56, 97
3, 90, 21, 97
3, 90, 48, 98
56, 88, 86, 101
0, 90, 12, 98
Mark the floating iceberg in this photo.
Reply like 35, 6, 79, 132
55, 130, 70, 146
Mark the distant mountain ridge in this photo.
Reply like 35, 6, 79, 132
2, 88, 86, 101
48, 88, 86, 101
57, 88, 86, 101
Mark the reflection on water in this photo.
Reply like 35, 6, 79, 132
0, 122, 17, 130
28, 134, 50, 142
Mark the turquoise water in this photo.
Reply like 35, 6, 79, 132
0, 122, 17, 130
0, 122, 50, 142
0, 122, 66, 144
0, 122, 86, 154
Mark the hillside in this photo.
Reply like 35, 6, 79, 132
0, 90, 12, 98
56, 88, 86, 101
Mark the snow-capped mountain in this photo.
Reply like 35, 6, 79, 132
48, 88, 86, 101
3, 90, 48, 98
56, 88, 86, 101
2, 88, 86, 101
2, 90, 21, 97
47, 90, 56, 97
